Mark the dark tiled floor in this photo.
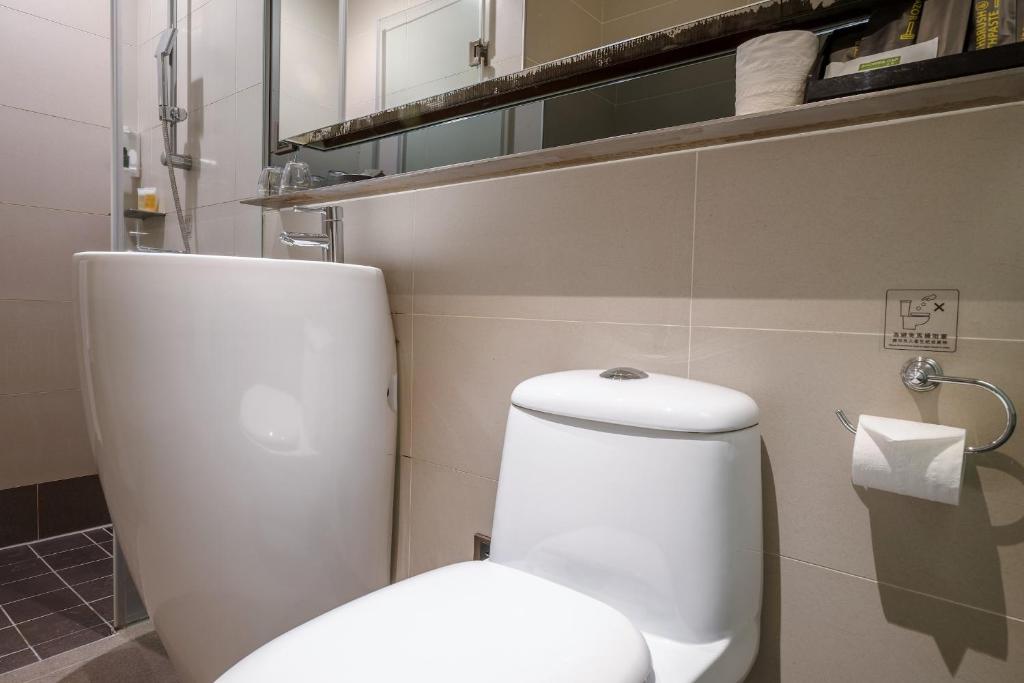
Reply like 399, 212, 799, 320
0, 526, 115, 675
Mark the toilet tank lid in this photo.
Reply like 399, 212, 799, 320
511, 369, 758, 433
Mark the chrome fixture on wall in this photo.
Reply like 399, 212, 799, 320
155, 0, 193, 252
836, 356, 1017, 454
155, 26, 190, 169
279, 206, 344, 263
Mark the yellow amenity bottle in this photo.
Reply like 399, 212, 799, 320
137, 187, 159, 212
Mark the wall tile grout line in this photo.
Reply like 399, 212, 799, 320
0, 3, 110, 40
405, 455, 499, 484
374, 315, 1024, 346
602, 0, 687, 25
689, 325, 884, 336
567, 0, 602, 23
406, 190, 417, 578
138, 81, 265, 139
0, 103, 111, 132
0, 198, 110, 218
402, 457, 413, 579
26, 547, 112, 630
405, 312, 690, 328
773, 551, 1024, 625
692, 325, 1024, 342
408, 193, 417, 459
0, 300, 75, 308
686, 151, 699, 378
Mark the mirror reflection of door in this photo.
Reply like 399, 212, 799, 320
378, 0, 491, 110
278, 0, 522, 139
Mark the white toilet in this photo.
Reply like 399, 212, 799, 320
219, 368, 762, 683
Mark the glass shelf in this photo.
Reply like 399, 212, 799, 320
124, 209, 166, 220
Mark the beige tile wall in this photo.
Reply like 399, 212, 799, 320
0, 0, 264, 490
269, 100, 1024, 679
133, 0, 264, 255
0, 1, 112, 490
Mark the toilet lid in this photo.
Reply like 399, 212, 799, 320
218, 562, 652, 683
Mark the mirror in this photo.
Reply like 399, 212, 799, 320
278, 0, 517, 140
273, 0, 782, 146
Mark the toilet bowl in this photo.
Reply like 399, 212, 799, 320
219, 369, 762, 683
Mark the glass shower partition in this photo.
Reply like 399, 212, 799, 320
107, 0, 152, 629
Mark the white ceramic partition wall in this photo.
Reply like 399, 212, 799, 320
75, 252, 397, 681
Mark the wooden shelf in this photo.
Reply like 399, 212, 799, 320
242, 67, 1024, 211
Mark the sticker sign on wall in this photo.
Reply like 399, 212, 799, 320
884, 289, 959, 352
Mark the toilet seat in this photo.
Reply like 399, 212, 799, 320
217, 561, 653, 682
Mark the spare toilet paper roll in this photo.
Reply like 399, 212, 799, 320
735, 31, 819, 116
851, 415, 967, 505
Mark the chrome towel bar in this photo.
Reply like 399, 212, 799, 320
836, 357, 1017, 454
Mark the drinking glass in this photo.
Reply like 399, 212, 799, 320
256, 166, 282, 196
279, 160, 312, 193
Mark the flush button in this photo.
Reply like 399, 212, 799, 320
600, 367, 649, 380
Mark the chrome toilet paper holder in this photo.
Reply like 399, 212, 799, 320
835, 357, 1017, 454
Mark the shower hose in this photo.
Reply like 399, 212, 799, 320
162, 120, 192, 253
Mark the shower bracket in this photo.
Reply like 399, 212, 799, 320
161, 150, 193, 170
158, 105, 188, 124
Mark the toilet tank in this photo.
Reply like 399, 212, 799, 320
489, 369, 761, 646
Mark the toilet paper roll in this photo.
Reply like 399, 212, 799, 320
851, 415, 967, 505
735, 31, 820, 116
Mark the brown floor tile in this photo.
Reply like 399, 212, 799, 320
4, 588, 85, 624
0, 546, 35, 569
19, 604, 103, 646
74, 575, 113, 603
0, 648, 37, 675
30, 533, 92, 557
98, 541, 113, 556
0, 609, 9, 629
0, 626, 28, 657
90, 596, 113, 623
0, 573, 64, 605
44, 544, 109, 570
34, 622, 113, 659
56, 558, 111, 587
0, 559, 50, 586
83, 528, 110, 544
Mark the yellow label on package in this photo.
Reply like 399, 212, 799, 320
825, 37, 938, 78
859, 56, 902, 71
